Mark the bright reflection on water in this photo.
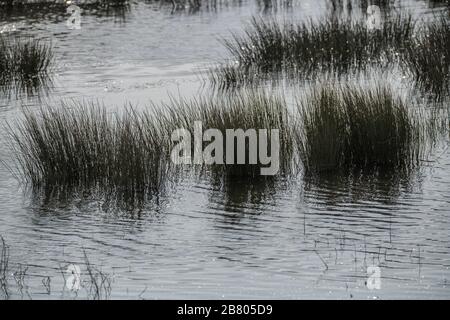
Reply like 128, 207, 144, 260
0, 0, 449, 299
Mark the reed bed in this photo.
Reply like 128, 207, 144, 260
8, 103, 170, 196
296, 84, 426, 173
8, 92, 294, 192
211, 14, 415, 88
403, 14, 449, 99
8, 83, 437, 200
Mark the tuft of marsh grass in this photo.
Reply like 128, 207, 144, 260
296, 84, 427, 173
212, 14, 415, 87
156, 91, 296, 178
0, 35, 53, 95
403, 14, 449, 100
8, 102, 171, 196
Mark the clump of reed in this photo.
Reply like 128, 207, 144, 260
0, 35, 53, 94
8, 92, 295, 196
403, 14, 449, 99
156, 91, 295, 178
296, 84, 426, 173
8, 103, 171, 196
211, 14, 415, 88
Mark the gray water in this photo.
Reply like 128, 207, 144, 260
0, 0, 449, 299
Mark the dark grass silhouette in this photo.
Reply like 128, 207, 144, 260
0, 35, 53, 96
296, 84, 427, 173
403, 14, 449, 100
211, 14, 415, 88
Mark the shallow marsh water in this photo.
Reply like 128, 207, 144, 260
0, 0, 449, 299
